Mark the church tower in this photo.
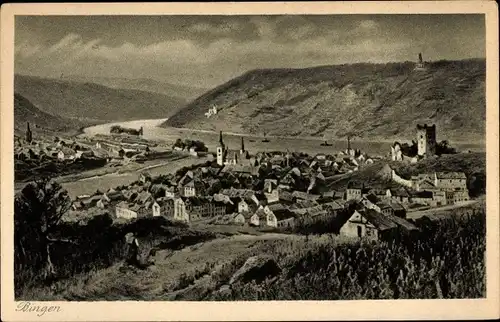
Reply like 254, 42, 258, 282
216, 131, 225, 166
416, 124, 436, 158
26, 122, 32, 143
240, 137, 245, 154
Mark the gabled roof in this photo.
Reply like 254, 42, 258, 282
267, 202, 286, 212
390, 188, 409, 197
418, 180, 436, 190
436, 172, 466, 179
273, 208, 295, 221
322, 201, 343, 211
292, 190, 320, 200
359, 209, 397, 231
364, 194, 380, 204
387, 214, 418, 231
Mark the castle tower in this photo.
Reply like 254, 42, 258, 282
26, 122, 32, 143
216, 131, 225, 166
416, 124, 436, 158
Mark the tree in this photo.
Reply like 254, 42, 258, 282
436, 140, 457, 155
15, 178, 73, 280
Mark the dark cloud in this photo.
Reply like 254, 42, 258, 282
15, 15, 485, 88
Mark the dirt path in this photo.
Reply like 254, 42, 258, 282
58, 232, 295, 301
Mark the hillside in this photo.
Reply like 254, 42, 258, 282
163, 59, 486, 142
14, 93, 90, 135
64, 75, 208, 101
15, 75, 187, 123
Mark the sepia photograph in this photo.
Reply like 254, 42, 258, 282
1, 1, 499, 321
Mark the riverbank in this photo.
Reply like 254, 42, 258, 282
82, 119, 485, 159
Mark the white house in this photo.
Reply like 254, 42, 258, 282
115, 203, 138, 220
152, 201, 161, 217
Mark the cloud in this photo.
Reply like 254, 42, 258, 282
14, 30, 417, 87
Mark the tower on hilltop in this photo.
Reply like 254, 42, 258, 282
416, 124, 436, 158
415, 53, 426, 70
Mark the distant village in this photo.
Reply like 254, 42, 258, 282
58, 124, 472, 242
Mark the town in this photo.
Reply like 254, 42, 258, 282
34, 122, 474, 242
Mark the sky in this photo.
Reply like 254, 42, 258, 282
15, 15, 485, 88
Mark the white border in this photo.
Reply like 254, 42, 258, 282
1, 2, 499, 321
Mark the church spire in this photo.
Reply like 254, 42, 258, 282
26, 122, 32, 143
219, 131, 224, 146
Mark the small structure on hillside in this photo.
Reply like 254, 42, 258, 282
414, 53, 427, 71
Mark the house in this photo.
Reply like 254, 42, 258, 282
264, 188, 280, 204
345, 182, 369, 201
264, 203, 295, 228
136, 191, 154, 205
233, 213, 246, 225
115, 202, 138, 220
182, 179, 205, 197
376, 201, 395, 217
263, 179, 278, 193
291, 190, 320, 202
321, 201, 344, 216
237, 198, 258, 214
159, 197, 175, 217
152, 201, 161, 217
360, 194, 382, 212
389, 201, 407, 219
139, 172, 152, 183
173, 196, 226, 223
410, 191, 435, 206
390, 188, 410, 203
434, 172, 467, 191
250, 207, 267, 227
339, 209, 397, 241
264, 206, 296, 228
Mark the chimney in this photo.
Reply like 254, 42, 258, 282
419, 53, 423, 63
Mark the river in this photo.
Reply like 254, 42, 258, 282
82, 118, 485, 157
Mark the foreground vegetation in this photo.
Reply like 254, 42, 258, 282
16, 178, 485, 301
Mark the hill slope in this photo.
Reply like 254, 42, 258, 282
64, 76, 208, 101
14, 93, 89, 134
164, 59, 485, 142
15, 75, 187, 122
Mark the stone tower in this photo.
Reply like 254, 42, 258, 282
26, 122, 32, 143
216, 131, 225, 166
416, 124, 436, 158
